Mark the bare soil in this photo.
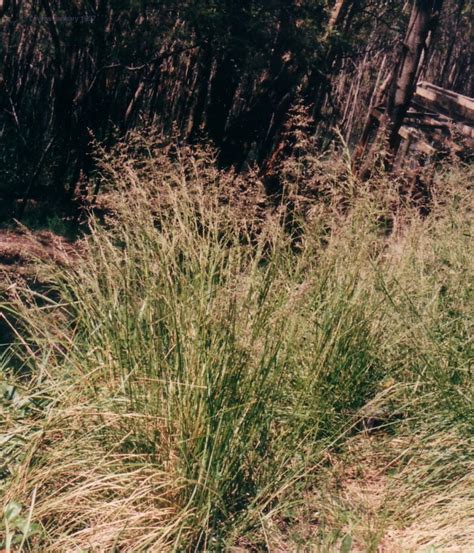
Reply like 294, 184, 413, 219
0, 228, 80, 350
0, 228, 78, 284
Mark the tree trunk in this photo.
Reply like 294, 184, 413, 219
304, 0, 358, 120
439, 0, 465, 87
0, 0, 10, 18
386, 0, 444, 157
328, 0, 355, 34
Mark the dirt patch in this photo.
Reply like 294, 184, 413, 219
0, 228, 80, 350
0, 228, 78, 283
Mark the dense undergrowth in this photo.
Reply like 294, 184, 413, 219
1, 139, 473, 551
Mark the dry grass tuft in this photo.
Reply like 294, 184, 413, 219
1, 137, 472, 551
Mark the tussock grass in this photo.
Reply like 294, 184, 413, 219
1, 140, 472, 551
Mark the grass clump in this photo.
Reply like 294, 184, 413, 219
1, 140, 472, 551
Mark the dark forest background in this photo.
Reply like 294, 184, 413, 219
0, 0, 472, 220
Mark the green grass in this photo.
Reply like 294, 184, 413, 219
1, 141, 472, 551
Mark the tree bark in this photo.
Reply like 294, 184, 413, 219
386, 0, 444, 157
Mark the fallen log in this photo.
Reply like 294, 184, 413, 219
415, 82, 474, 122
